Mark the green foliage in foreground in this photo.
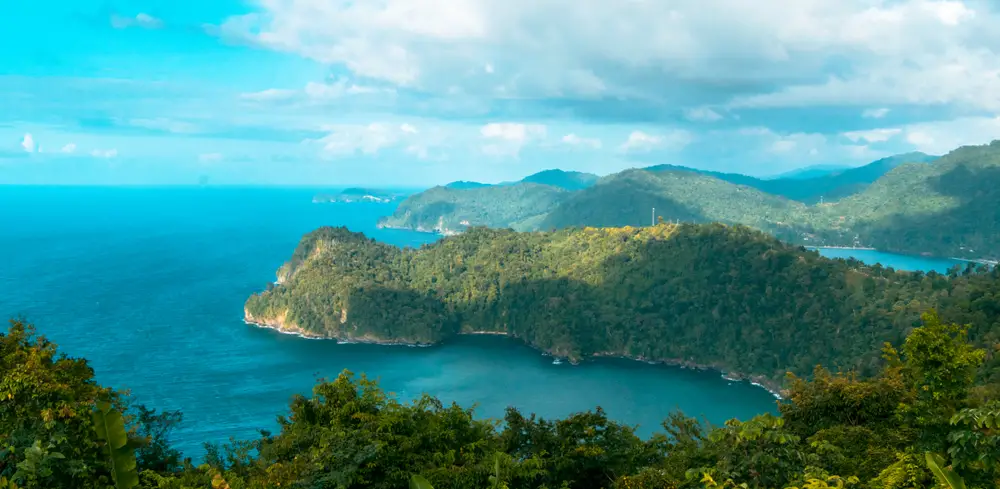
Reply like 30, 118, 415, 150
2, 313, 998, 488
246, 223, 1000, 388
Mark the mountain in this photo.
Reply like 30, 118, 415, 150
376, 182, 569, 234
813, 142, 1000, 259
312, 187, 403, 204
771, 164, 851, 180
536, 169, 806, 240
374, 146, 996, 260
543, 145, 996, 259
246, 223, 1000, 391
444, 180, 491, 189
646, 151, 937, 204
519, 169, 600, 191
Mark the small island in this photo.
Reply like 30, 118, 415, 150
312, 187, 402, 204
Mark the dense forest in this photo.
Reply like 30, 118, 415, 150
245, 223, 1000, 391
3, 312, 997, 488
376, 142, 999, 261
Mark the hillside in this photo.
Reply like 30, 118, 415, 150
376, 182, 569, 234
246, 223, 1000, 390
771, 163, 851, 179
647, 151, 936, 204
816, 141, 1000, 259
519, 169, 599, 190
379, 152, 935, 239
444, 180, 491, 189
536, 169, 807, 240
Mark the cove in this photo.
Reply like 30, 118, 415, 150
813, 247, 968, 273
0, 186, 949, 460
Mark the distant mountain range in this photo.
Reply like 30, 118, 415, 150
769, 164, 851, 180
377, 145, 1000, 260
646, 152, 937, 204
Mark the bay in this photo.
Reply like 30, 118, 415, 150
4, 186, 953, 461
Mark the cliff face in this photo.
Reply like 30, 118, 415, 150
243, 307, 323, 339
243, 304, 437, 345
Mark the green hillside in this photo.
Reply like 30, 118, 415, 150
647, 152, 936, 204
246, 223, 1000, 390
377, 182, 569, 234
536, 169, 806, 239
376, 144, 997, 260
815, 142, 1000, 258
519, 169, 600, 191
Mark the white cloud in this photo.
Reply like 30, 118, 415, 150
843, 128, 902, 143
770, 140, 797, 153
91, 149, 119, 158
111, 13, 163, 29
480, 122, 546, 157
561, 133, 602, 149
312, 122, 437, 158
480, 122, 546, 141
20, 134, 35, 153
901, 116, 1000, 154
684, 107, 723, 122
61, 143, 76, 153
215, 0, 1000, 112
241, 78, 393, 104
862, 107, 890, 119
620, 130, 692, 153
199, 153, 224, 163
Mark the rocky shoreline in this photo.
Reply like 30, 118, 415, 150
589, 352, 784, 399
242, 308, 434, 346
375, 220, 462, 236
244, 309, 785, 399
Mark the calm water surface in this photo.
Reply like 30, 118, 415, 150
1, 186, 945, 459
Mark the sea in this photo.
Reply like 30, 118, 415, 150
0, 186, 962, 460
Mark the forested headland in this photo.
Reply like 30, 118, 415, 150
245, 223, 1000, 392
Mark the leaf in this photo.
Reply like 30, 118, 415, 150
924, 452, 967, 489
92, 403, 139, 489
409, 474, 434, 489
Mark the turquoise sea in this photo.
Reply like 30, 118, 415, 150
0, 186, 957, 460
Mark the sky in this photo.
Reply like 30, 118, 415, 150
2, 0, 1000, 186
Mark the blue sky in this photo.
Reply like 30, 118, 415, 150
3, 0, 1000, 185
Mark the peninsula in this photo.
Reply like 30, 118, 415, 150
246, 222, 1000, 392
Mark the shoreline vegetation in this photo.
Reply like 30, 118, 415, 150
243, 309, 785, 398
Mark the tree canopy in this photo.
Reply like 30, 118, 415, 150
2, 313, 997, 488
